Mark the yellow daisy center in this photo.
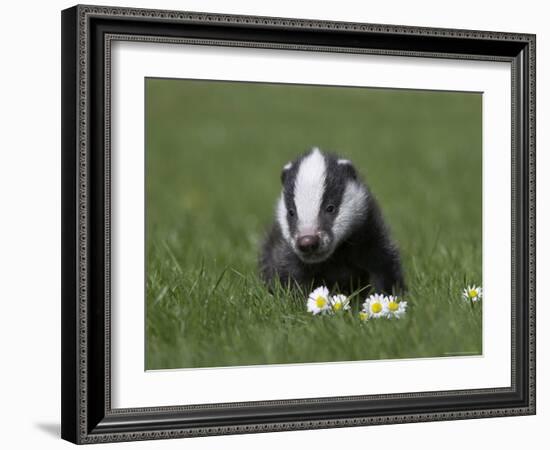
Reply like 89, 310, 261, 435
316, 296, 327, 308
468, 289, 478, 298
359, 311, 368, 321
371, 302, 382, 314
388, 301, 399, 312
333, 302, 342, 311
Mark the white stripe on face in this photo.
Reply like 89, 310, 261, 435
293, 148, 326, 235
332, 181, 368, 243
276, 194, 291, 241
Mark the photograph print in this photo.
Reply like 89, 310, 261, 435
145, 78, 482, 370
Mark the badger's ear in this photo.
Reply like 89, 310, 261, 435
280, 162, 293, 184
337, 159, 358, 180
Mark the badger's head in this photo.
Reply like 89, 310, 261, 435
277, 148, 369, 264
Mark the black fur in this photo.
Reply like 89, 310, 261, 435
259, 150, 405, 295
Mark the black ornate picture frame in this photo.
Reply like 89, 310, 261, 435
61, 4, 536, 444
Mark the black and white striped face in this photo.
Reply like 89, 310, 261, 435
277, 148, 368, 263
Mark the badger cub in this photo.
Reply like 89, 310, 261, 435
260, 147, 405, 295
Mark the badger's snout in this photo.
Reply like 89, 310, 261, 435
293, 231, 333, 263
297, 234, 320, 253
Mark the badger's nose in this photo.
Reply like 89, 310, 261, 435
297, 235, 320, 253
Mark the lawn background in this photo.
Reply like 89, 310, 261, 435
145, 78, 482, 370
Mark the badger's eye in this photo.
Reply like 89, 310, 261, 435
326, 205, 336, 214
288, 209, 295, 217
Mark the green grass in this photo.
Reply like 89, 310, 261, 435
145, 78, 482, 370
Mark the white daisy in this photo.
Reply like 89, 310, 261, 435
385, 295, 408, 319
362, 293, 388, 319
462, 285, 482, 302
307, 286, 332, 315
330, 294, 351, 313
